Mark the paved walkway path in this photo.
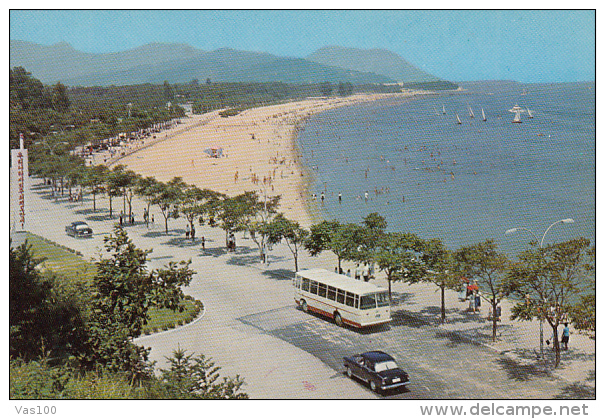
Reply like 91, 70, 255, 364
20, 178, 595, 398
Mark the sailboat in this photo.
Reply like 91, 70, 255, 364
481, 108, 487, 122
508, 104, 525, 124
456, 114, 462, 125
468, 106, 475, 118
527, 109, 534, 119
442, 105, 446, 115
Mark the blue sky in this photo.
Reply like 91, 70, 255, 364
10, 10, 595, 83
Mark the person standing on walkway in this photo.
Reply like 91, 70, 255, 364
354, 264, 361, 280
362, 265, 370, 282
186, 224, 190, 239
191, 224, 196, 241
201, 236, 205, 250
561, 323, 570, 350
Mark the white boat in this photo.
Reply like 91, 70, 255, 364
442, 105, 446, 115
481, 108, 487, 121
509, 104, 525, 123
468, 106, 475, 118
527, 109, 534, 118
456, 114, 462, 125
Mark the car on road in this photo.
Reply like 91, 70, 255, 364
343, 351, 410, 393
65, 221, 93, 238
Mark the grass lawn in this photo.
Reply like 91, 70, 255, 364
23, 232, 202, 334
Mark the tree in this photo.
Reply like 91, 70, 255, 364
455, 239, 509, 342
83, 164, 108, 212
51, 82, 70, 112
240, 191, 282, 262
135, 176, 161, 228
504, 237, 594, 368
417, 239, 461, 323
9, 241, 52, 360
266, 214, 309, 272
337, 81, 354, 96
373, 232, 425, 302
83, 227, 194, 377
319, 81, 333, 97
178, 185, 224, 239
568, 245, 595, 335
9, 242, 87, 361
305, 220, 361, 273
153, 177, 186, 234
159, 347, 248, 399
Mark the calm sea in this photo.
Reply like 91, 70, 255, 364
297, 82, 595, 256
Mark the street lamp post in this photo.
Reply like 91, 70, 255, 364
504, 218, 574, 363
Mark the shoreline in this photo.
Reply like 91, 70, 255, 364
114, 91, 423, 227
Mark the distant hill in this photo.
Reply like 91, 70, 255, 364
10, 41, 395, 86
10, 40, 202, 85
307, 46, 444, 83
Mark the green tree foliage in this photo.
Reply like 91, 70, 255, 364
153, 177, 186, 234
417, 239, 461, 323
158, 347, 248, 399
504, 237, 594, 367
305, 220, 362, 272
373, 232, 425, 302
83, 164, 108, 212
178, 185, 225, 236
9, 242, 88, 361
266, 214, 309, 271
83, 227, 194, 377
51, 82, 70, 112
320, 81, 333, 97
455, 240, 509, 342
337, 81, 354, 96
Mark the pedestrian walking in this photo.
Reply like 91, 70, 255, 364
362, 265, 370, 282
346, 269, 351, 277
191, 225, 196, 240
186, 224, 190, 239
354, 264, 361, 280
201, 236, 205, 250
561, 323, 570, 350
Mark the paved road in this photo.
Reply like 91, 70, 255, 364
21, 179, 575, 399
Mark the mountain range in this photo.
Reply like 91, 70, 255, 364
10, 40, 449, 87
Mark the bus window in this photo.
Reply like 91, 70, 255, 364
302, 278, 310, 292
376, 292, 390, 307
327, 286, 336, 301
345, 292, 356, 307
360, 294, 376, 310
318, 283, 327, 298
354, 294, 359, 309
310, 281, 318, 294
336, 289, 345, 304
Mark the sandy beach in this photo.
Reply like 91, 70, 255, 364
111, 92, 417, 227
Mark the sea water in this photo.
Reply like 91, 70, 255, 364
297, 82, 595, 257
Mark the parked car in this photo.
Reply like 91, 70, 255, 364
343, 351, 410, 393
65, 221, 93, 238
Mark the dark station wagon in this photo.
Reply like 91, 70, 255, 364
343, 351, 410, 393
65, 221, 93, 238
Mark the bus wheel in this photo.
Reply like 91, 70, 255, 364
370, 380, 378, 392
334, 312, 343, 327
301, 299, 308, 313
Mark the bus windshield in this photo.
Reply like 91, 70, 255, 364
376, 292, 389, 307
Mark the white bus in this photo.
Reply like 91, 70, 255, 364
293, 268, 391, 328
